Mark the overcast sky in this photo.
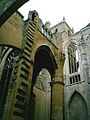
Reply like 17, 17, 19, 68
19, 0, 90, 33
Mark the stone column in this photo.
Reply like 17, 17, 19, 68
79, 35, 89, 120
51, 53, 65, 120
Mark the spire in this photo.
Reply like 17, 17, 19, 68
63, 16, 65, 22
72, 27, 74, 33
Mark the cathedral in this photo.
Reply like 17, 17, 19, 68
0, 10, 90, 120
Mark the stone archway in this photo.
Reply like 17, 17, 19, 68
69, 92, 88, 120
33, 68, 51, 120
28, 45, 57, 120
32, 45, 57, 83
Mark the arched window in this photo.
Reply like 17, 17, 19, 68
0, 46, 19, 118
68, 42, 81, 84
68, 42, 78, 73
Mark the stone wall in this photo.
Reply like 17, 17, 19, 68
0, 12, 24, 48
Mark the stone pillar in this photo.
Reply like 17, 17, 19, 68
79, 35, 89, 120
51, 53, 65, 120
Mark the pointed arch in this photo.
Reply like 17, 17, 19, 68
68, 91, 88, 120
0, 46, 20, 118
29, 45, 58, 120
32, 45, 57, 84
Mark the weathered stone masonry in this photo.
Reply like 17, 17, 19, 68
0, 10, 90, 120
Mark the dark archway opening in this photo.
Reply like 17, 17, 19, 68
32, 46, 57, 84
27, 46, 57, 120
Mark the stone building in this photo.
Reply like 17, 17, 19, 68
0, 10, 90, 120
52, 19, 90, 120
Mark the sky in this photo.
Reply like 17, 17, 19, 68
19, 0, 90, 33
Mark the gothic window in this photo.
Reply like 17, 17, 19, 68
68, 42, 78, 74
68, 42, 81, 84
0, 47, 19, 118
